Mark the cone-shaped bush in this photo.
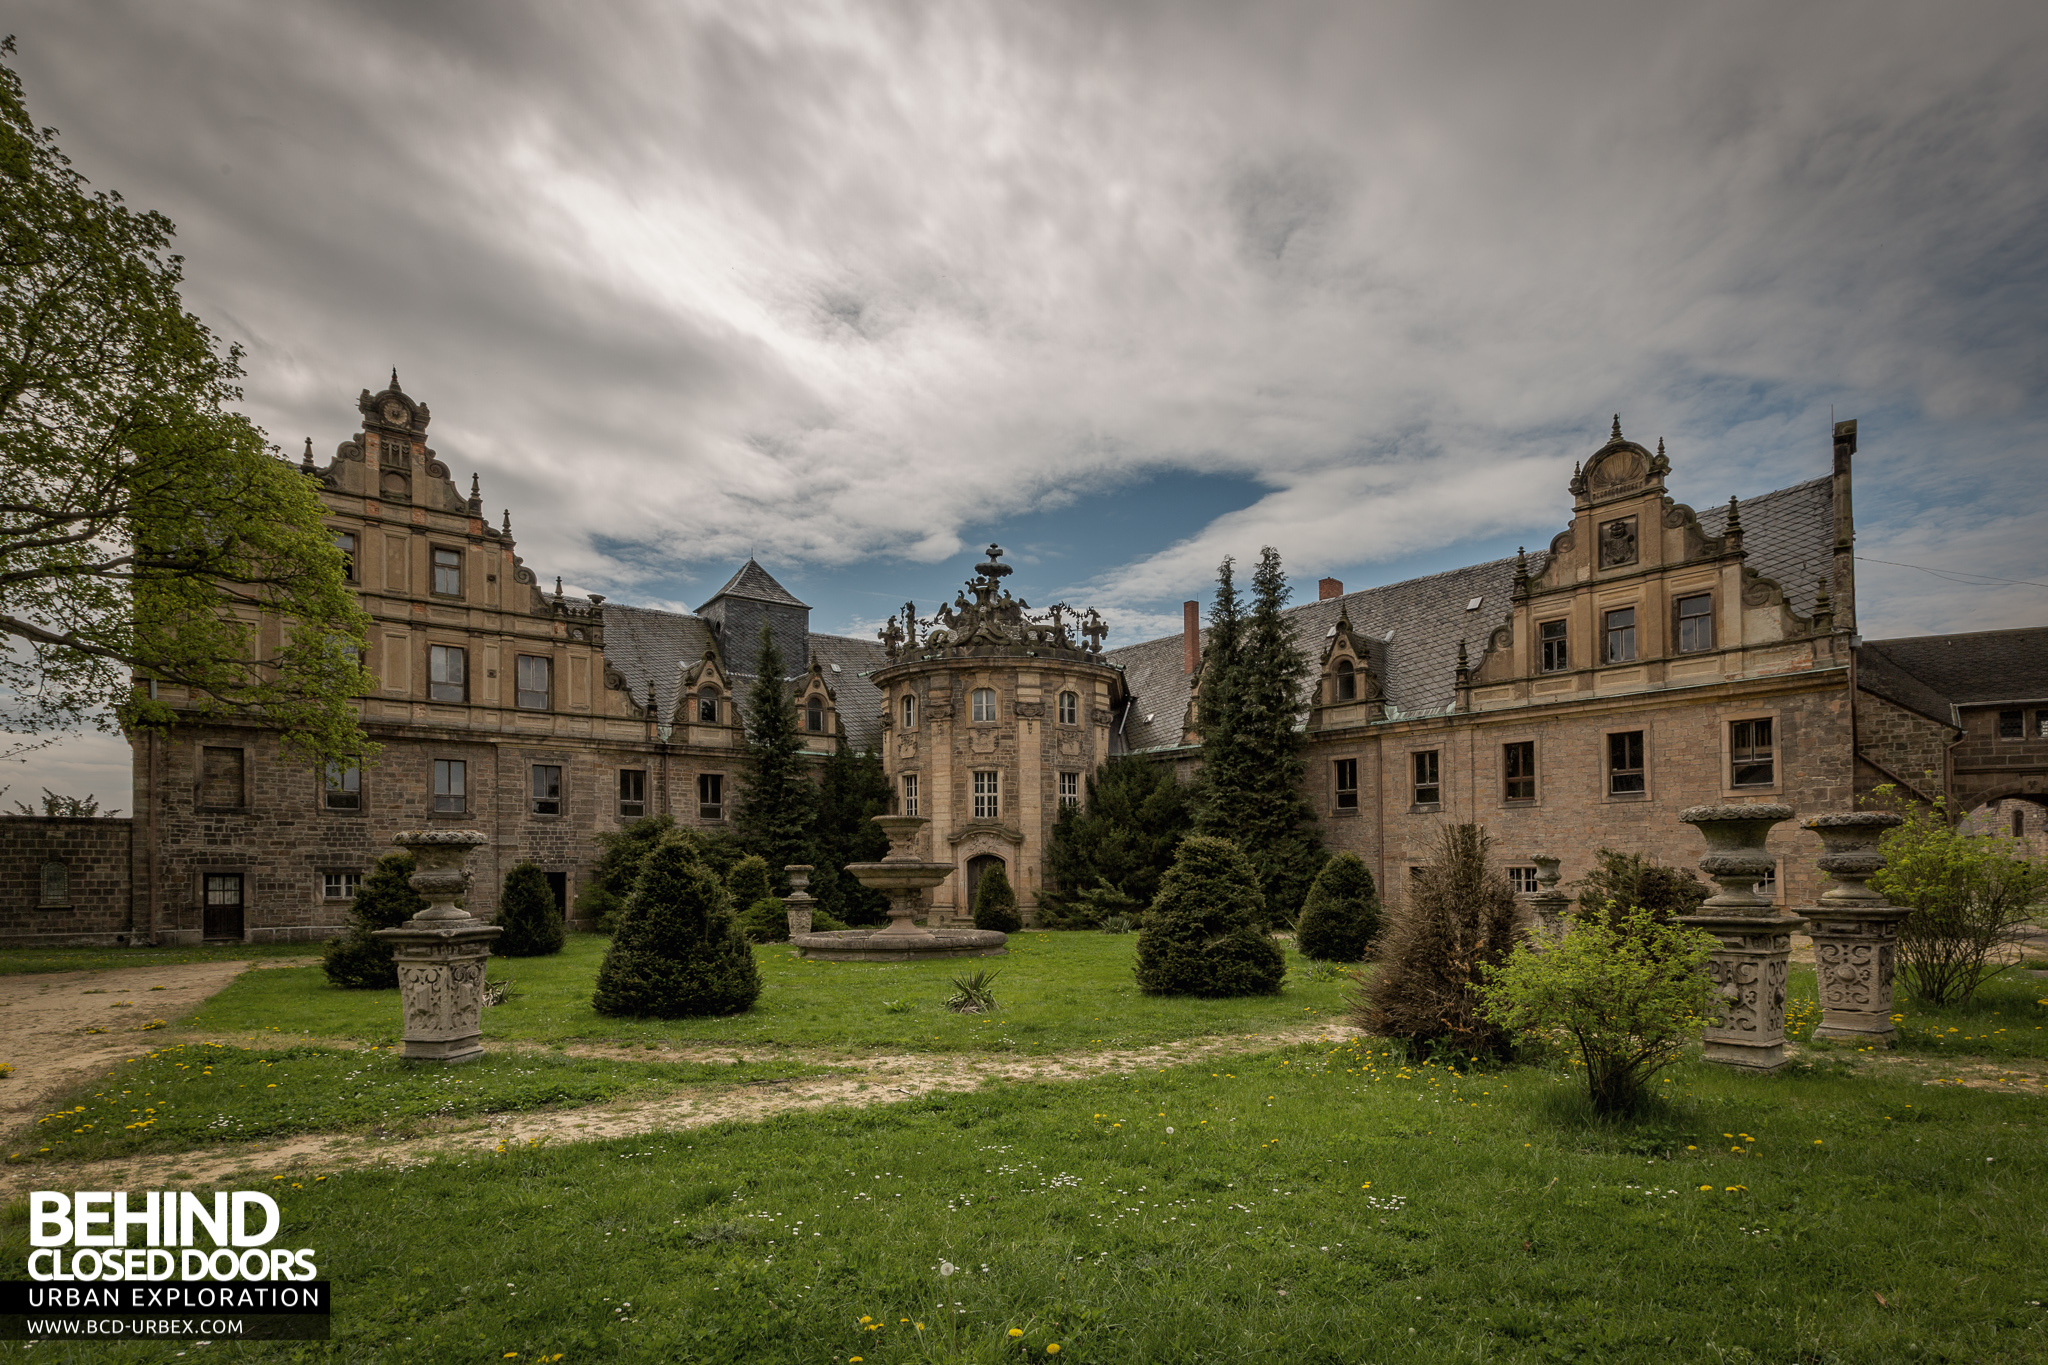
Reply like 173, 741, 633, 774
320, 852, 423, 989
1294, 853, 1380, 962
726, 856, 773, 916
1134, 835, 1285, 997
738, 895, 789, 944
972, 864, 1022, 933
495, 861, 565, 957
593, 837, 762, 1018
1359, 824, 1520, 1059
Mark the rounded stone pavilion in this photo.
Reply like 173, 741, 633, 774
870, 547, 1128, 924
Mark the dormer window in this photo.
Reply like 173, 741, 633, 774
902, 694, 917, 729
806, 697, 826, 733
698, 688, 719, 724
1335, 659, 1357, 701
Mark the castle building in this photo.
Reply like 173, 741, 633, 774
3, 380, 2043, 946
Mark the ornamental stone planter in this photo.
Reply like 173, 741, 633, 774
1800, 812, 1908, 1045
1523, 853, 1570, 938
1677, 804, 1806, 1072
372, 830, 499, 1063
793, 816, 1006, 961
784, 864, 815, 938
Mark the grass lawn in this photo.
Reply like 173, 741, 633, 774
4, 1041, 2040, 1363
185, 931, 1353, 1054
0, 942, 318, 975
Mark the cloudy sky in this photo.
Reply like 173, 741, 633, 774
8, 0, 2048, 804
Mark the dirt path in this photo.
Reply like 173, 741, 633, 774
0, 1023, 1362, 1197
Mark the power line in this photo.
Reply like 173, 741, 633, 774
1855, 556, 2048, 590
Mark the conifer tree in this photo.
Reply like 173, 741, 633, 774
320, 852, 423, 989
725, 855, 773, 913
1294, 852, 1379, 962
1133, 835, 1285, 997
732, 624, 815, 881
1040, 756, 1194, 925
972, 863, 1022, 933
810, 741, 892, 924
592, 836, 762, 1018
494, 860, 565, 957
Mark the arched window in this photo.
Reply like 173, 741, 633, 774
698, 688, 719, 724
40, 860, 68, 906
1335, 659, 1357, 701
1058, 691, 1078, 725
971, 688, 998, 722
901, 694, 916, 729
806, 697, 826, 733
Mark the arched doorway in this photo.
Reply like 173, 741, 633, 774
965, 854, 1007, 916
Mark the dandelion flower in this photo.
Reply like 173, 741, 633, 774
1048, 1346, 1062, 1355
1010, 1328, 1025, 1338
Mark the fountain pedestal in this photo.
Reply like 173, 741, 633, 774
1800, 812, 1908, 1045
372, 830, 499, 1063
793, 816, 1007, 961
1677, 804, 1806, 1072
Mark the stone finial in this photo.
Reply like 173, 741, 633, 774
1610, 413, 1622, 440
300, 437, 315, 470
553, 576, 564, 602
1457, 638, 1469, 669
1512, 546, 1529, 596
390, 366, 400, 392
1813, 577, 1834, 632
502, 508, 513, 536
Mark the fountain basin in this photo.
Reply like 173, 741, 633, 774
794, 816, 1011, 960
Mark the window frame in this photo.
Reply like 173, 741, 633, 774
1539, 619, 1568, 673
1334, 660, 1357, 702
324, 759, 362, 812
1674, 592, 1714, 654
530, 763, 563, 817
1603, 606, 1637, 664
697, 772, 725, 822
901, 772, 919, 818
1507, 866, 1539, 895
699, 689, 720, 724
40, 860, 68, 906
1607, 729, 1646, 797
1728, 716, 1776, 790
1998, 709, 2024, 740
805, 696, 827, 733
1334, 757, 1360, 811
321, 870, 363, 902
432, 758, 468, 815
428, 644, 468, 703
971, 688, 999, 723
1057, 691, 1078, 725
617, 768, 646, 819
430, 545, 463, 598
333, 530, 358, 583
515, 654, 553, 711
1058, 771, 1080, 807
901, 694, 916, 729
1503, 740, 1537, 804
1411, 749, 1441, 808
972, 768, 1001, 820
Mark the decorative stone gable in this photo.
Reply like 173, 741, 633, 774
1310, 607, 1384, 729
795, 659, 840, 751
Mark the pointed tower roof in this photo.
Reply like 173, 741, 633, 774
699, 558, 809, 612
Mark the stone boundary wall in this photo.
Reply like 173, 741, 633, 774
0, 815, 135, 947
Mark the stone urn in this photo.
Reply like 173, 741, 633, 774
1801, 812, 1908, 1044
783, 864, 815, 938
372, 831, 499, 1063
1677, 804, 1807, 1071
1524, 853, 1570, 937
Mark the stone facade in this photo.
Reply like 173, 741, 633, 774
0, 816, 133, 946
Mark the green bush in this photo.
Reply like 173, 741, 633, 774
1570, 849, 1709, 925
1480, 904, 1719, 1114
738, 895, 789, 944
592, 837, 762, 1018
1359, 824, 1520, 1060
494, 861, 565, 957
726, 856, 773, 916
972, 864, 1022, 933
1133, 835, 1284, 997
1293, 853, 1379, 962
320, 852, 422, 989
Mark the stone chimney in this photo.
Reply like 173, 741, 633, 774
1183, 601, 1201, 674
1318, 577, 1343, 601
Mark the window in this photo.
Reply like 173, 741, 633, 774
1335, 660, 1357, 702
1507, 866, 1538, 895
431, 546, 462, 597
1334, 758, 1359, 810
901, 694, 916, 729
2013, 807, 2026, 839
699, 689, 719, 724
1608, 730, 1646, 795
973, 769, 1000, 819
1059, 771, 1080, 807
531, 764, 562, 816
432, 758, 467, 814
1412, 750, 1441, 806
1604, 607, 1637, 663
972, 688, 998, 722
1058, 691, 1078, 725
429, 644, 467, 702
324, 760, 361, 811
698, 773, 724, 821
1999, 710, 2024, 739
1676, 593, 1714, 653
2038, 711, 2048, 738
1730, 718, 1774, 787
1504, 740, 1536, 802
322, 871, 362, 901
516, 655, 552, 710
200, 747, 245, 808
806, 697, 826, 733
40, 861, 67, 905
1540, 620, 1568, 672
334, 531, 357, 582
617, 769, 646, 819
380, 435, 409, 466
1755, 862, 1778, 901
901, 773, 919, 818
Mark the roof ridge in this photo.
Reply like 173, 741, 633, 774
1868, 625, 2048, 646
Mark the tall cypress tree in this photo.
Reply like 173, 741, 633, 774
1194, 546, 1325, 923
811, 740, 892, 924
732, 624, 814, 884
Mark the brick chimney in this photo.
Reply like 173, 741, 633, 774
1318, 577, 1343, 601
1183, 601, 1200, 674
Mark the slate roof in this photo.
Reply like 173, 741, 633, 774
1854, 643, 1958, 727
806, 633, 892, 749
700, 558, 809, 611
1107, 474, 1837, 754
1862, 628, 2048, 709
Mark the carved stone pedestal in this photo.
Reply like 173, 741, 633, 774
784, 864, 815, 939
1523, 853, 1570, 938
1679, 804, 1806, 1072
373, 831, 499, 1064
1801, 812, 1908, 1045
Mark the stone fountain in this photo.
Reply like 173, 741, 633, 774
1676, 803, 1806, 1071
372, 830, 499, 1063
1800, 811, 1908, 1045
792, 815, 1007, 962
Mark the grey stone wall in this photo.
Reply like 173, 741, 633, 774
0, 815, 134, 946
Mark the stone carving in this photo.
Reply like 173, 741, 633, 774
887, 547, 1109, 660
1677, 803, 1807, 1071
1741, 574, 1778, 608
1799, 811, 1909, 1044
1599, 516, 1638, 568
784, 864, 815, 938
1590, 450, 1646, 493
372, 830, 499, 1063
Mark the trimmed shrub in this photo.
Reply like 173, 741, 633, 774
1133, 835, 1285, 997
726, 856, 773, 917
972, 864, 1022, 933
592, 837, 762, 1018
1359, 824, 1521, 1060
320, 852, 422, 989
1571, 849, 1708, 925
738, 895, 789, 944
1294, 853, 1379, 962
495, 861, 565, 957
